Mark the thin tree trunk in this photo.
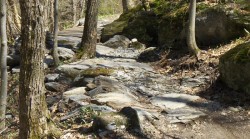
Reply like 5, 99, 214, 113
80, 0, 98, 59
53, 0, 60, 66
19, 0, 49, 138
0, 0, 8, 131
72, 0, 77, 23
122, 0, 129, 12
186, 0, 200, 56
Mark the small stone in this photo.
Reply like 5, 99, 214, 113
45, 82, 64, 92
228, 106, 240, 112
86, 83, 97, 91
45, 73, 60, 82
12, 67, 20, 73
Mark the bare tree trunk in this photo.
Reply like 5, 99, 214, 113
0, 0, 8, 131
79, 0, 86, 19
19, 0, 49, 138
186, 0, 200, 57
79, 0, 98, 59
8, 0, 21, 30
53, 0, 60, 66
72, 0, 77, 23
122, 0, 129, 12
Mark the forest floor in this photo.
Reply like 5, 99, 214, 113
2, 16, 250, 139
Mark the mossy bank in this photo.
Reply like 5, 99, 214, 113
101, 0, 250, 48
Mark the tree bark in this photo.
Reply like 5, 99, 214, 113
53, 0, 60, 66
80, 0, 98, 59
122, 0, 129, 12
186, 0, 200, 56
72, 0, 77, 23
19, 0, 49, 138
0, 0, 8, 131
8, 0, 21, 30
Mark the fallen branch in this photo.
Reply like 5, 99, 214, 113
0, 127, 8, 135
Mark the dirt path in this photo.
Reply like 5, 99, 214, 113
46, 18, 250, 139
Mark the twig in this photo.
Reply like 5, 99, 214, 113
0, 127, 8, 135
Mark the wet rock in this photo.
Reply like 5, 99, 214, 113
45, 82, 64, 92
150, 93, 201, 110
45, 73, 60, 82
103, 35, 130, 48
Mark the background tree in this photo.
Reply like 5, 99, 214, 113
122, 0, 129, 12
53, 0, 60, 66
19, 0, 49, 138
72, 0, 77, 23
79, 0, 99, 59
186, 0, 200, 57
0, 0, 8, 131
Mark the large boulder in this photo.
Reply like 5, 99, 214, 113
219, 41, 250, 94
103, 35, 130, 48
101, 2, 250, 48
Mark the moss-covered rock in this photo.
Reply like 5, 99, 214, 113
79, 67, 115, 77
101, 0, 250, 48
219, 41, 250, 94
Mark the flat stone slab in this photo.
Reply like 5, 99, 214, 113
150, 93, 201, 110
163, 107, 206, 123
94, 92, 140, 109
63, 87, 90, 105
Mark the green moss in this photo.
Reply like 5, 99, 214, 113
79, 67, 115, 77
220, 41, 250, 63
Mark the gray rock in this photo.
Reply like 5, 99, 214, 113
7, 55, 20, 67
92, 112, 127, 131
56, 64, 90, 78
11, 67, 20, 73
63, 87, 90, 105
72, 76, 92, 87
150, 93, 201, 110
45, 82, 64, 92
57, 47, 75, 60
103, 35, 130, 48
81, 104, 116, 113
45, 73, 60, 82
86, 83, 97, 91
163, 107, 206, 123
57, 74, 73, 85
138, 47, 160, 62
44, 55, 54, 67
219, 42, 250, 94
